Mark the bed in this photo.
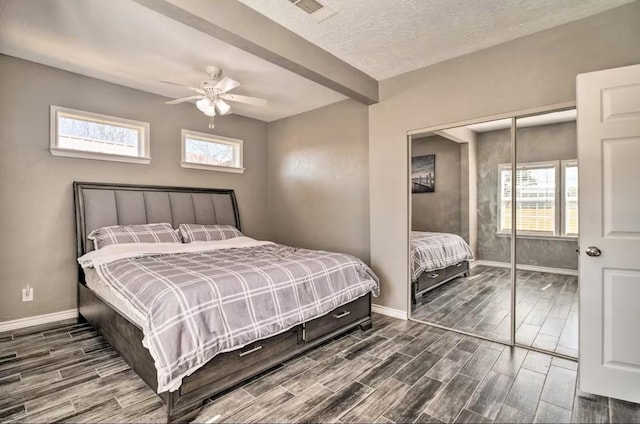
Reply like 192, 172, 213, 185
74, 182, 378, 423
410, 231, 474, 303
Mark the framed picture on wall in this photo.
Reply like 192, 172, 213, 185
412, 154, 435, 193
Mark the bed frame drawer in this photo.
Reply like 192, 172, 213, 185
447, 261, 469, 277
180, 328, 298, 395
303, 295, 370, 342
416, 269, 448, 293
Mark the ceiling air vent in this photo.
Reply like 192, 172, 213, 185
288, 0, 338, 22
289, 0, 323, 14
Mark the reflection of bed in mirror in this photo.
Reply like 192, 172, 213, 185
410, 231, 474, 303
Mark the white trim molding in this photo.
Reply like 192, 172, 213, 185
180, 162, 245, 173
472, 260, 578, 276
0, 309, 78, 333
50, 148, 151, 164
372, 304, 408, 320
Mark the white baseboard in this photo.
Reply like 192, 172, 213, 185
472, 260, 578, 276
372, 304, 407, 320
0, 309, 78, 333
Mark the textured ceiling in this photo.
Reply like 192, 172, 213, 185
0, 0, 346, 122
238, 0, 634, 80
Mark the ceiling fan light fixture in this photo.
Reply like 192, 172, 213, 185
196, 97, 211, 111
202, 107, 216, 117
196, 98, 216, 117
214, 99, 231, 115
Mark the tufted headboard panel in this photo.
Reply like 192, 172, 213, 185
73, 182, 240, 257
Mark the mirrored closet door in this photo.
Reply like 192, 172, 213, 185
409, 118, 513, 345
514, 109, 579, 359
408, 107, 579, 360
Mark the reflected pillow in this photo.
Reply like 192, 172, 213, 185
178, 224, 243, 243
88, 223, 181, 249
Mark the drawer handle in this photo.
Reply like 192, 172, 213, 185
239, 345, 263, 357
429, 273, 440, 279
333, 311, 351, 319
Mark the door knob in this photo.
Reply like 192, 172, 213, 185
585, 246, 602, 257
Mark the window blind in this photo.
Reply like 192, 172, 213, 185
500, 164, 556, 234
564, 164, 579, 235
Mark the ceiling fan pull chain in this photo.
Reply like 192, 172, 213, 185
209, 116, 215, 130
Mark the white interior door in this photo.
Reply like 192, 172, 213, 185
578, 63, 640, 403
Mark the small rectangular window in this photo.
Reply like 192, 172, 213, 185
181, 130, 244, 173
50, 106, 150, 164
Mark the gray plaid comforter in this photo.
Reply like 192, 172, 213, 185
95, 244, 379, 393
411, 231, 474, 282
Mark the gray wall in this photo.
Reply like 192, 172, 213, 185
411, 135, 462, 235
369, 2, 640, 312
476, 122, 578, 269
0, 55, 268, 321
267, 100, 370, 263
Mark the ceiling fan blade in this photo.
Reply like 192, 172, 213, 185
214, 76, 240, 93
220, 93, 267, 107
160, 80, 206, 95
214, 99, 231, 115
165, 95, 203, 105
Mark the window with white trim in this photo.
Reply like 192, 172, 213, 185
50, 106, 150, 164
181, 130, 244, 173
498, 160, 578, 237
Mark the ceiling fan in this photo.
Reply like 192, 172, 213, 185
163, 66, 267, 129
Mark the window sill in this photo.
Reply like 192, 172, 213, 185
50, 147, 151, 164
496, 232, 578, 242
181, 162, 245, 174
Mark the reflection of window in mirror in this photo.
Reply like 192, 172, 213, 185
496, 159, 578, 237
512, 109, 578, 240
562, 160, 579, 236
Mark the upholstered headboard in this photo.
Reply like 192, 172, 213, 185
73, 182, 240, 257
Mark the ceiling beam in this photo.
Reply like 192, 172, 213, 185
434, 127, 477, 144
132, 0, 379, 105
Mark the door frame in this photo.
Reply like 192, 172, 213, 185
406, 100, 577, 360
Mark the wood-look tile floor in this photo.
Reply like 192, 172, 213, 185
412, 266, 579, 358
2, 314, 639, 423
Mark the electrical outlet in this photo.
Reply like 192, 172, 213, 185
22, 286, 33, 302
